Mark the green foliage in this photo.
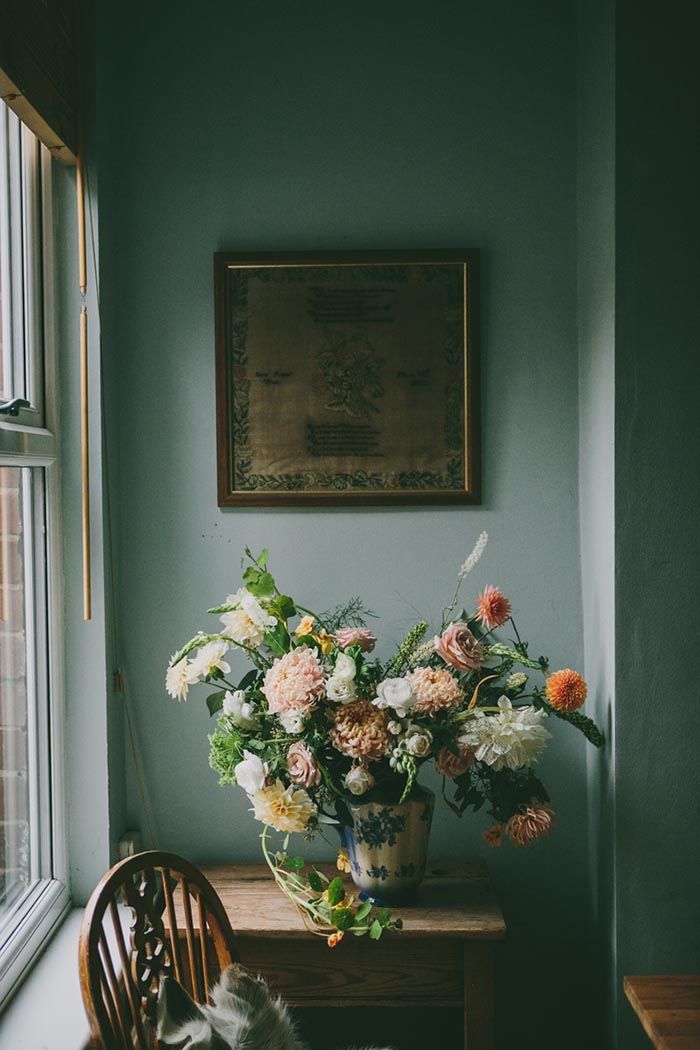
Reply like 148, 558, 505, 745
322, 596, 377, 632
263, 622, 290, 656
399, 755, 418, 803
533, 695, 605, 747
385, 621, 429, 677
208, 723, 245, 786
206, 690, 226, 717
326, 877, 345, 906
485, 642, 542, 670
453, 764, 550, 825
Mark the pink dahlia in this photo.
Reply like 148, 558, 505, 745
262, 646, 325, 715
329, 700, 390, 762
407, 667, 464, 716
476, 585, 512, 631
286, 741, 320, 788
436, 743, 475, 779
506, 803, 556, 847
434, 622, 484, 672
334, 627, 377, 652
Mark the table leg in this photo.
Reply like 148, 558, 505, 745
463, 943, 495, 1050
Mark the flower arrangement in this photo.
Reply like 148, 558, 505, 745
167, 536, 603, 944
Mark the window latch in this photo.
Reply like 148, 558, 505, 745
0, 397, 29, 416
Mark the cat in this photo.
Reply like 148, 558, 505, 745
157, 963, 392, 1050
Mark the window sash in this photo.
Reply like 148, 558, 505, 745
0, 106, 44, 429
0, 118, 66, 1008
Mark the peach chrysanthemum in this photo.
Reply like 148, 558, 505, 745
506, 802, 555, 847
262, 646, 325, 715
251, 779, 317, 833
545, 668, 587, 712
483, 823, 506, 847
330, 700, 391, 762
407, 667, 464, 716
476, 585, 512, 630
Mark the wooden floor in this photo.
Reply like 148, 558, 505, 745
624, 975, 700, 1049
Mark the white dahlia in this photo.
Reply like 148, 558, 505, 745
460, 697, 551, 771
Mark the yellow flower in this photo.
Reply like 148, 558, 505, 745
336, 848, 351, 873
251, 780, 316, 833
294, 615, 316, 637
316, 629, 334, 655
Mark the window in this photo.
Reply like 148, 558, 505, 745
0, 104, 67, 1006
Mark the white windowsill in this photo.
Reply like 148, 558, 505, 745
1, 908, 92, 1050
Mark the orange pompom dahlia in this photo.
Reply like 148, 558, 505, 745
476, 585, 512, 630
545, 668, 587, 712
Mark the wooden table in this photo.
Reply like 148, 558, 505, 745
624, 975, 700, 1049
185, 860, 505, 1050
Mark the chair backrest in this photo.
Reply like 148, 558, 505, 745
79, 850, 238, 1049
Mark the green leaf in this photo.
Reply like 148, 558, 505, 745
270, 594, 296, 620
374, 907, 391, 925
308, 870, 324, 893
355, 900, 372, 921
369, 919, 383, 940
327, 877, 345, 907
237, 669, 259, 690
257, 548, 269, 568
283, 855, 305, 870
331, 907, 355, 931
243, 567, 275, 597
264, 622, 290, 656
206, 690, 226, 717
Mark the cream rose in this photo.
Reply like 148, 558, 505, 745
373, 677, 418, 718
344, 764, 375, 796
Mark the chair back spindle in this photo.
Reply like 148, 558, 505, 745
79, 850, 237, 1049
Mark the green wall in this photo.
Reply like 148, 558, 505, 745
614, 1, 700, 1045
97, 2, 591, 1046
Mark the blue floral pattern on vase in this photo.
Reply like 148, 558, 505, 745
343, 786, 435, 904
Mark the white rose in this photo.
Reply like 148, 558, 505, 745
373, 677, 418, 718
333, 652, 357, 682
279, 710, 305, 735
326, 676, 357, 704
387, 720, 403, 735
220, 587, 276, 647
234, 750, 267, 795
188, 639, 231, 679
344, 764, 375, 796
405, 727, 433, 758
223, 689, 258, 729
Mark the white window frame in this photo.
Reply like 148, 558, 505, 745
0, 107, 68, 1008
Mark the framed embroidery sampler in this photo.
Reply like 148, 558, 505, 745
214, 251, 479, 506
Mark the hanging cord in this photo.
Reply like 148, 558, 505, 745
83, 157, 157, 847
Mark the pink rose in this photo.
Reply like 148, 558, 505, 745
286, 741, 320, 788
436, 744, 475, 779
434, 622, 484, 672
334, 627, 377, 653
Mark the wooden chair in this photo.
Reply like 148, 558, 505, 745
79, 850, 238, 1049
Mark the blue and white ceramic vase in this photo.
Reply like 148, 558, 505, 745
343, 785, 435, 904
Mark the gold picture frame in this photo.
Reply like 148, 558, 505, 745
215, 251, 479, 506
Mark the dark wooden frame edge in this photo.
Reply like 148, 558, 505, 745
214, 250, 481, 508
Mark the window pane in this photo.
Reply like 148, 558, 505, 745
0, 466, 31, 914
